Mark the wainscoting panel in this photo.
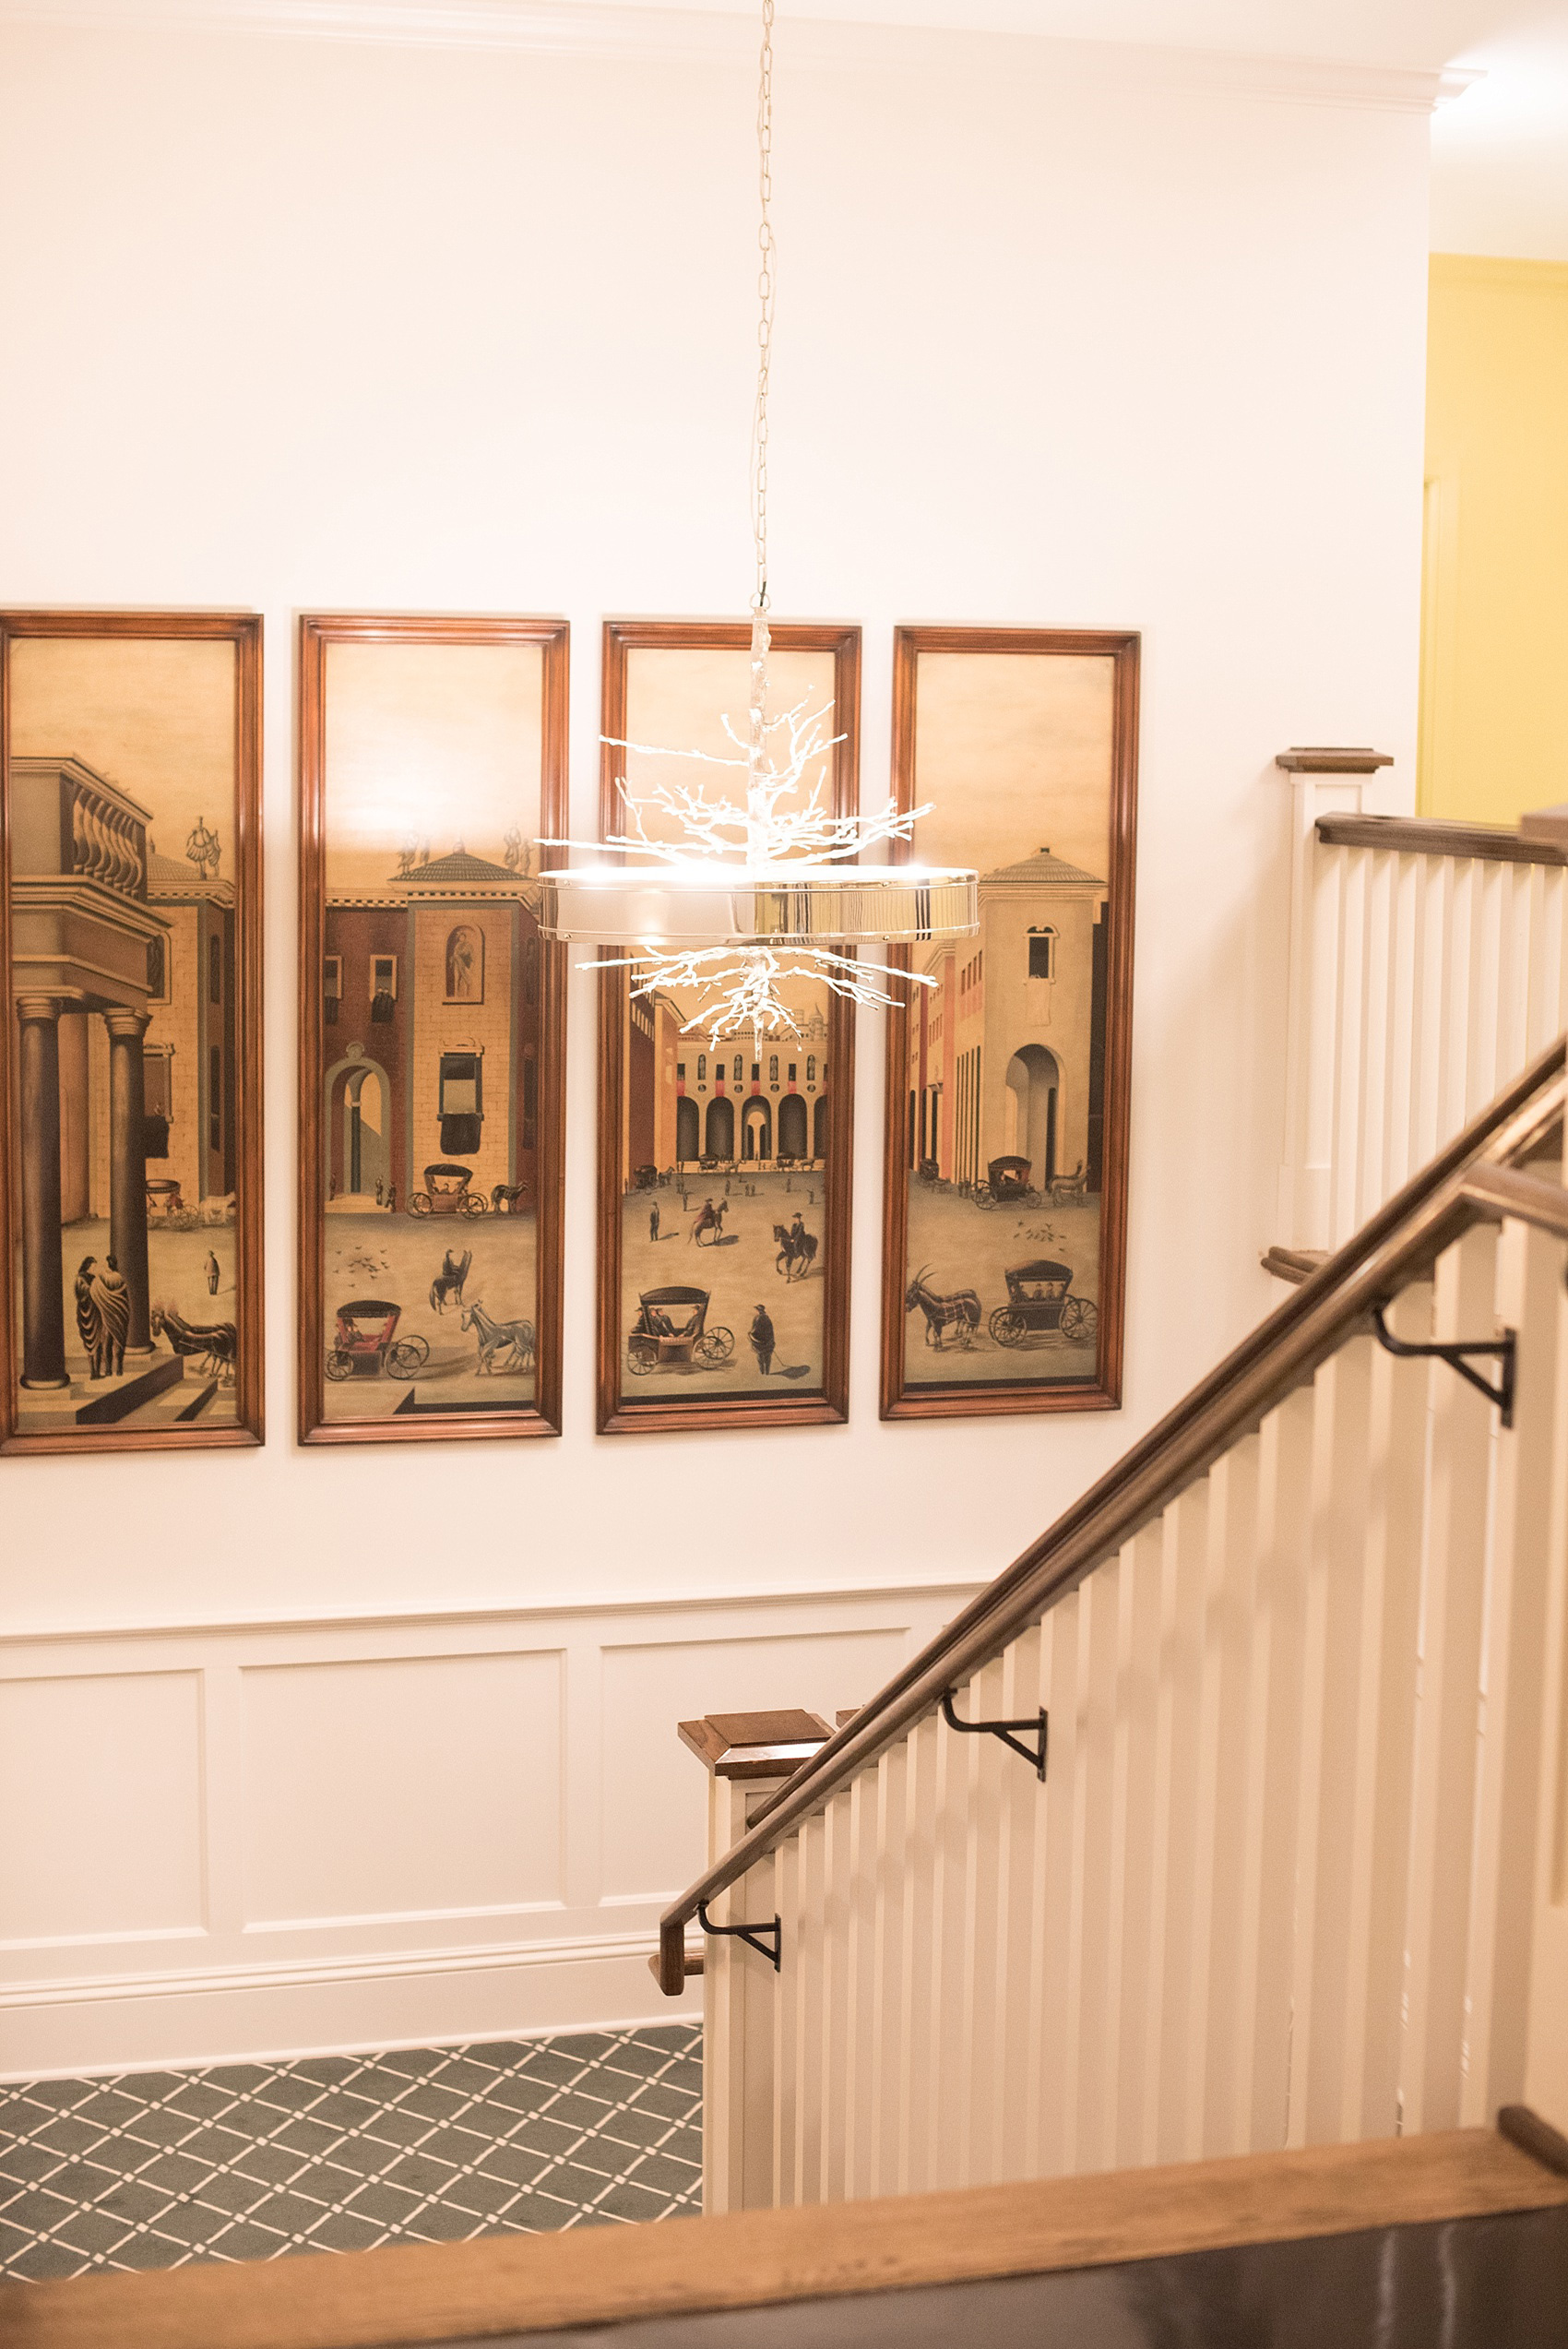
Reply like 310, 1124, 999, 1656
600, 1628, 907, 1904
0, 1580, 976, 2079
240, 1649, 566, 1930
0, 1669, 205, 1952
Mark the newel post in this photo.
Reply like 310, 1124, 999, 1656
1275, 746, 1393, 1249
677, 1709, 833, 2216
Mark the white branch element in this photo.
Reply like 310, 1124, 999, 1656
540, 697, 932, 871
545, 676, 952, 1040
581, 942, 935, 1047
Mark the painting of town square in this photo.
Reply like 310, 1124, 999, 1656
301, 619, 566, 1440
600, 624, 858, 1431
3, 617, 261, 1449
883, 628, 1137, 1417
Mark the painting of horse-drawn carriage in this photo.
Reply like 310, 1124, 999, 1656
410, 1163, 489, 1218
300, 614, 567, 1439
326, 1299, 431, 1381
881, 626, 1137, 1418
626, 1286, 734, 1376
598, 620, 858, 1431
989, 1260, 1099, 1347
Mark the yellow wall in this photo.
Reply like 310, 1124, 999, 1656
1420, 256, 1568, 825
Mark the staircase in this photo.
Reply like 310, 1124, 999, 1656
665, 1032, 1568, 2216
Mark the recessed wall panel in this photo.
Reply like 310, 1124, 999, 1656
600, 1628, 906, 1903
241, 1651, 562, 1927
0, 1670, 204, 1946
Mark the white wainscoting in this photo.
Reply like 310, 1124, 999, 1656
0, 1578, 979, 2081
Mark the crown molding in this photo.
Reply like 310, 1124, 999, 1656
0, 0, 1455, 113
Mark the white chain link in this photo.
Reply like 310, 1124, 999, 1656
747, 0, 777, 798
752, 0, 775, 625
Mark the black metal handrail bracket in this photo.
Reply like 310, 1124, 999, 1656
696, 1899, 781, 1971
1372, 1309, 1516, 1428
941, 1687, 1048, 1780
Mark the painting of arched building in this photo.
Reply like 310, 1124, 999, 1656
619, 994, 831, 1182
906, 850, 1108, 1195
884, 626, 1138, 1415
323, 850, 542, 1209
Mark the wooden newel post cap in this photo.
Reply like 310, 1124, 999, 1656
678, 1709, 835, 1779
1275, 747, 1394, 774
1522, 803, 1568, 848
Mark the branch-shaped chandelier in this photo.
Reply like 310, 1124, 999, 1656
538, 0, 979, 1043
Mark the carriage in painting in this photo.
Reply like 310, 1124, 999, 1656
145, 1177, 184, 1218
626, 1285, 735, 1376
410, 1162, 489, 1217
326, 1299, 432, 1381
988, 1259, 1099, 1349
977, 1154, 1037, 1207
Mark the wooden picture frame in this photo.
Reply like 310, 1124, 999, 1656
597, 620, 860, 1436
879, 626, 1139, 1421
1, 609, 265, 1454
297, 614, 569, 1446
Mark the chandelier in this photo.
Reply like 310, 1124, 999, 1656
538, 0, 979, 1043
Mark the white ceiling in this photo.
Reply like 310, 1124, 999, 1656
578, 0, 1568, 254
569, 0, 1503, 70
6, 0, 1565, 254
1433, 13, 1568, 256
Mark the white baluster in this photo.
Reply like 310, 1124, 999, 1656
1336, 1282, 1431, 2141
1402, 1224, 1503, 2130
1462, 1205, 1567, 2123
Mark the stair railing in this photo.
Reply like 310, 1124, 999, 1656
660, 1036, 1566, 1996
663, 1043, 1568, 2212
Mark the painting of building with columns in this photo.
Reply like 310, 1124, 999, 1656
882, 628, 1138, 1417
4, 621, 260, 1446
298, 618, 568, 1442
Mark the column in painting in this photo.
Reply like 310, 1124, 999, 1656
16, 996, 70, 1389
104, 1007, 154, 1357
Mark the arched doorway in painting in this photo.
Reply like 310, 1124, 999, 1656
1004, 1044, 1061, 1189
778, 1092, 808, 1159
675, 1096, 699, 1162
813, 1092, 828, 1159
742, 1098, 771, 1162
705, 1096, 735, 1159
330, 1060, 390, 1201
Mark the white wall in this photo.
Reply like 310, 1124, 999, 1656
0, 7, 1431, 2072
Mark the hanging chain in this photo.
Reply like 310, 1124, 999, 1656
752, 0, 775, 625
746, 0, 777, 830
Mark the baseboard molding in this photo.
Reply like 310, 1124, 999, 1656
1, 1929, 700, 2082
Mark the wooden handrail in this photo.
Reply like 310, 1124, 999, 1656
1463, 1162, 1568, 1241
4, 2125, 1562, 2346
1316, 811, 1568, 867
659, 1037, 1568, 1991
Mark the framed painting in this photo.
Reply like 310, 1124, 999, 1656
597, 620, 860, 1435
298, 614, 568, 1445
880, 626, 1138, 1420
0, 610, 264, 1453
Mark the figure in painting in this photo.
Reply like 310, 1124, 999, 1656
750, 1303, 776, 1377
689, 1197, 727, 1246
93, 1257, 131, 1377
445, 924, 481, 1002
429, 1247, 472, 1315
205, 1248, 220, 1296
75, 1258, 101, 1378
